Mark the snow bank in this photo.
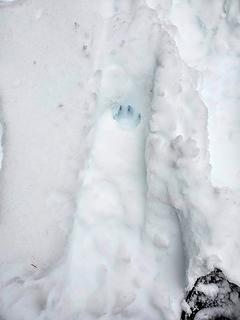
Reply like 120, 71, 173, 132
196, 283, 219, 298
169, 0, 240, 285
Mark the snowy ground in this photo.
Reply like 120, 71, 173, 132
0, 0, 240, 319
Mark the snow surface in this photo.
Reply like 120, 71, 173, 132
196, 283, 219, 299
0, 0, 240, 319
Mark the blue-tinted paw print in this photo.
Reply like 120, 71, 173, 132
112, 104, 141, 130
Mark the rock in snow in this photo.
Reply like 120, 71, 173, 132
0, 0, 240, 319
181, 269, 240, 320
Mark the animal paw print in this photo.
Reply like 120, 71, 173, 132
112, 104, 141, 130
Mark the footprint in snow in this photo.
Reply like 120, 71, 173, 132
112, 104, 141, 130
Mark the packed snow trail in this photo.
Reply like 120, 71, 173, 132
51, 73, 150, 319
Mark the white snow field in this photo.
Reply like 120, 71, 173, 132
0, 0, 240, 319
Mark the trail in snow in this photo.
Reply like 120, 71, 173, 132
42, 4, 166, 319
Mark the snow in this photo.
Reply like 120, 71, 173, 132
196, 283, 219, 299
112, 104, 141, 130
170, 0, 240, 192
181, 300, 191, 315
0, 0, 240, 319
169, 0, 240, 285
194, 306, 238, 320
0, 0, 99, 269
0, 0, 18, 3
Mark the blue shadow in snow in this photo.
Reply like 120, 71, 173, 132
112, 104, 141, 130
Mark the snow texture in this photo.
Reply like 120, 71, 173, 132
0, 0, 240, 319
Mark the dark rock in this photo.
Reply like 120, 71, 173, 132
181, 268, 240, 320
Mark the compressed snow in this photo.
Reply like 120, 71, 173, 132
112, 104, 141, 130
